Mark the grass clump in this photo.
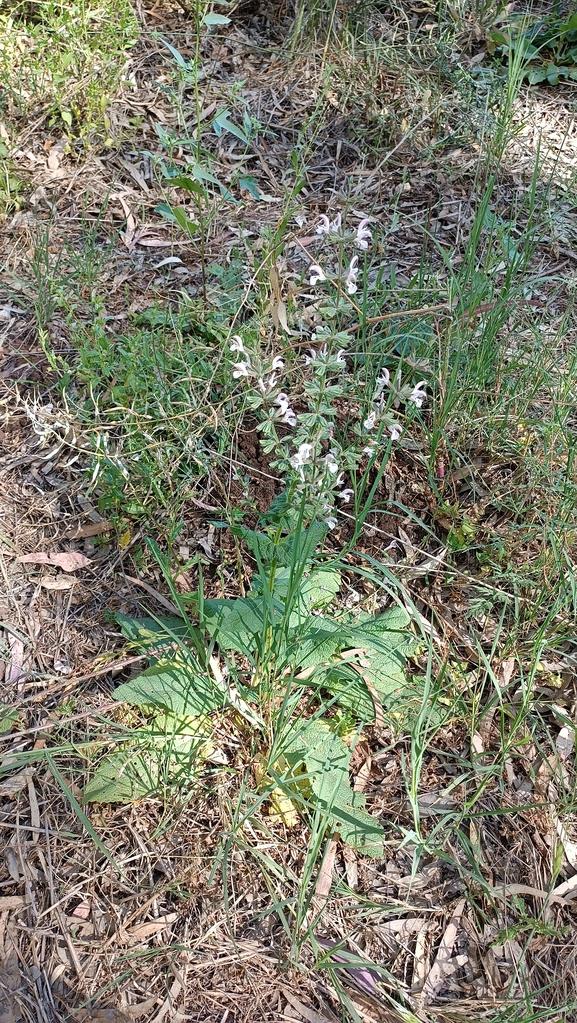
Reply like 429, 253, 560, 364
0, 0, 139, 139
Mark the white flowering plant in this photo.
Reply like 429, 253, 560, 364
229, 321, 429, 530
223, 210, 432, 530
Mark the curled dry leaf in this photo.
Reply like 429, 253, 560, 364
18, 551, 91, 571
40, 574, 77, 590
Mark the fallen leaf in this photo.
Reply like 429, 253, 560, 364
127, 913, 178, 940
50, 552, 91, 571
343, 846, 358, 890
71, 901, 91, 920
0, 767, 35, 797
72, 1009, 131, 1023
556, 726, 574, 761
0, 957, 21, 1023
420, 898, 466, 1006
39, 575, 77, 590
281, 989, 335, 1023
0, 896, 29, 911
4, 850, 20, 883
268, 786, 298, 827
64, 520, 111, 539
18, 551, 91, 571
6, 636, 24, 688
315, 837, 338, 899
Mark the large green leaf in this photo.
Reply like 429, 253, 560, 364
283, 720, 384, 858
203, 596, 284, 652
347, 606, 415, 699
231, 522, 327, 569
84, 714, 212, 804
83, 751, 162, 803
114, 658, 221, 716
116, 613, 188, 649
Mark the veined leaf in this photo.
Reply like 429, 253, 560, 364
203, 596, 284, 652
83, 750, 163, 803
283, 720, 384, 857
116, 613, 188, 648
114, 658, 221, 716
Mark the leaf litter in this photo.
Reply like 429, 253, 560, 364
1, 1, 577, 1021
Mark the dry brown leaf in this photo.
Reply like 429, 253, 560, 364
127, 913, 178, 940
281, 989, 336, 1023
556, 725, 574, 761
71, 901, 91, 920
420, 898, 466, 1006
353, 756, 372, 792
18, 551, 91, 570
343, 845, 358, 890
0, 896, 29, 911
39, 574, 77, 590
0, 957, 21, 1023
64, 520, 111, 539
123, 996, 158, 1019
73, 1009, 131, 1023
5, 636, 24, 688
315, 837, 338, 899
0, 766, 35, 797
500, 657, 516, 688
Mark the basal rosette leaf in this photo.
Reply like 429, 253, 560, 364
283, 720, 384, 858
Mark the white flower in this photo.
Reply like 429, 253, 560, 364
257, 373, 277, 394
309, 264, 327, 286
355, 218, 373, 250
275, 393, 297, 426
346, 255, 359, 295
316, 212, 342, 235
339, 489, 354, 502
325, 453, 339, 474
375, 369, 390, 396
271, 356, 285, 371
275, 392, 291, 414
325, 516, 338, 530
229, 335, 245, 354
305, 344, 328, 365
407, 381, 427, 408
390, 423, 403, 441
336, 349, 346, 366
363, 411, 376, 431
363, 443, 377, 456
232, 362, 250, 378
335, 472, 345, 487
290, 442, 314, 468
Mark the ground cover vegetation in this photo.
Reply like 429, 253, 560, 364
1, 0, 577, 1020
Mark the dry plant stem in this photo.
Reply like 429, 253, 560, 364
347, 302, 450, 332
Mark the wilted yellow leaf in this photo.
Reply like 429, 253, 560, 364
269, 787, 298, 827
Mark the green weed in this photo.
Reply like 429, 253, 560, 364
0, 0, 139, 138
